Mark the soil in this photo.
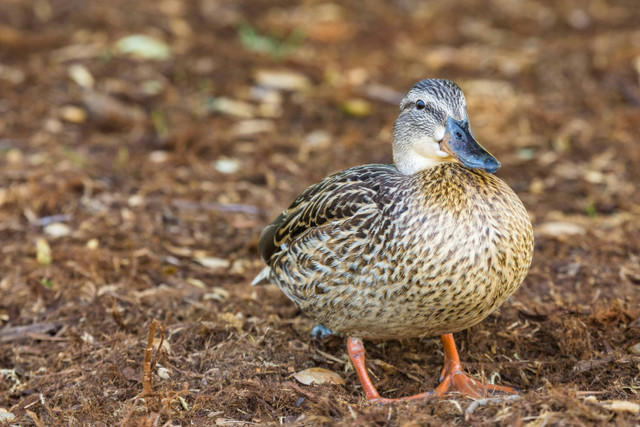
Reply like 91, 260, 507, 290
1, 0, 640, 425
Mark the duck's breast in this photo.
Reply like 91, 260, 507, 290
357, 163, 534, 338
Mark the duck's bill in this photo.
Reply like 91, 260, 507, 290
440, 117, 500, 173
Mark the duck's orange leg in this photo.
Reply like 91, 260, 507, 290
435, 333, 518, 398
347, 337, 433, 404
347, 335, 517, 404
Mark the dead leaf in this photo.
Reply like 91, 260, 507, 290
59, 105, 87, 123
35, 238, 52, 265
293, 367, 346, 386
194, 257, 230, 270
44, 222, 71, 238
340, 98, 372, 117
203, 287, 230, 301
114, 34, 171, 60
536, 221, 586, 238
254, 69, 310, 91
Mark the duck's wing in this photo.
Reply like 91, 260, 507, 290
258, 164, 397, 264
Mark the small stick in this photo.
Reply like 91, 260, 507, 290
142, 319, 165, 395
290, 383, 322, 402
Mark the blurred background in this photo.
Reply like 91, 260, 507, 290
0, 0, 639, 425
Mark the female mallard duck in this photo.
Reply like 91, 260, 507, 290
254, 79, 534, 403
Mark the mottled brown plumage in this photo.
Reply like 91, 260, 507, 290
259, 163, 532, 339
254, 79, 534, 402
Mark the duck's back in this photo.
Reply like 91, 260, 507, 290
260, 163, 534, 340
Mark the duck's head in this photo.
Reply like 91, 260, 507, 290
392, 79, 500, 175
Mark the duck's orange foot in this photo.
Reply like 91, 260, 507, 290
435, 355, 517, 399
347, 334, 518, 404
434, 333, 518, 399
347, 337, 436, 403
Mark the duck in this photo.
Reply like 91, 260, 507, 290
253, 79, 534, 403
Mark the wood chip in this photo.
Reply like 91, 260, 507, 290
600, 400, 640, 413
59, 105, 87, 123
231, 119, 275, 137
68, 64, 94, 88
536, 221, 586, 238
254, 69, 310, 91
203, 287, 230, 301
194, 257, 230, 270
209, 97, 255, 118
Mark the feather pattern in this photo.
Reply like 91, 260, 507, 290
257, 162, 534, 340
258, 164, 397, 262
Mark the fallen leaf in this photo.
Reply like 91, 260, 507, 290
203, 287, 230, 301
536, 221, 586, 238
35, 238, 52, 265
214, 158, 241, 174
149, 150, 169, 163
231, 119, 275, 137
44, 222, 71, 238
59, 105, 87, 123
340, 98, 372, 117
164, 243, 192, 257
208, 97, 254, 118
293, 367, 346, 386
153, 337, 171, 354
194, 257, 230, 270
254, 69, 310, 91
68, 64, 94, 88
114, 34, 171, 60
157, 366, 171, 379
187, 278, 206, 288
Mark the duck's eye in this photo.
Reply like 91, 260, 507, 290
415, 100, 426, 110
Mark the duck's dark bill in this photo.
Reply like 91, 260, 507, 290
441, 117, 501, 173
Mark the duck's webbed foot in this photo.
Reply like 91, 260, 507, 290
436, 334, 518, 398
346, 334, 518, 404
347, 337, 435, 404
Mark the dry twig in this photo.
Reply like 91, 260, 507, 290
142, 319, 165, 395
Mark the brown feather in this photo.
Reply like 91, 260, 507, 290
258, 162, 533, 340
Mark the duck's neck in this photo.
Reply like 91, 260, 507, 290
393, 147, 445, 175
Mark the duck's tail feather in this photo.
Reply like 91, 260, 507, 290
251, 266, 272, 286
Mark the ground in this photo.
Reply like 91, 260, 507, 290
1, 0, 640, 425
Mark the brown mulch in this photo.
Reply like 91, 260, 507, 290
1, 0, 639, 425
